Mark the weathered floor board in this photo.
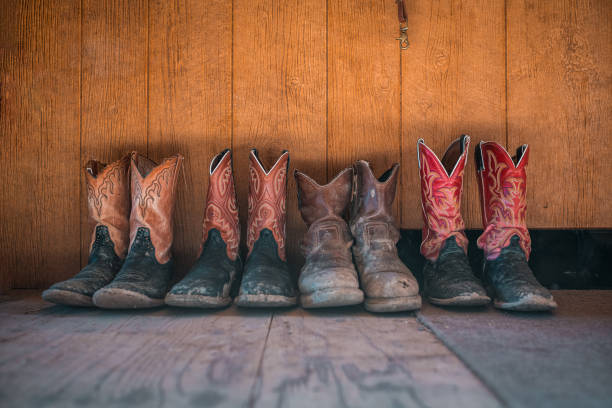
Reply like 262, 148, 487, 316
254, 308, 501, 408
0, 292, 500, 408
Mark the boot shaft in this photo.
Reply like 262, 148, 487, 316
246, 149, 289, 261
476, 141, 531, 260
201, 149, 240, 261
84, 154, 131, 258
129, 152, 183, 264
350, 161, 400, 245
295, 168, 352, 226
295, 168, 354, 254
417, 136, 469, 261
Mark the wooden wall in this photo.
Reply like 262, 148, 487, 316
1, 0, 610, 290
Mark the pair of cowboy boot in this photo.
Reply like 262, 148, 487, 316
42, 152, 183, 308
165, 149, 296, 308
295, 161, 421, 312
418, 135, 556, 311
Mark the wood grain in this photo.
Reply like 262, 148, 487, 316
400, 0, 507, 230
0, 293, 272, 407
80, 0, 148, 266
328, 0, 401, 219
148, 0, 232, 280
0, 0, 81, 290
233, 0, 327, 268
228, 308, 501, 407
507, 0, 612, 228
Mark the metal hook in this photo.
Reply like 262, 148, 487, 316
397, 26, 409, 50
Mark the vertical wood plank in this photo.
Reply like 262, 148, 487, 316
233, 0, 327, 267
507, 0, 612, 228
0, 0, 81, 290
328, 0, 401, 218
148, 0, 232, 278
400, 0, 507, 229
81, 0, 149, 266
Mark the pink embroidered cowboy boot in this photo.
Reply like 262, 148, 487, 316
418, 135, 489, 306
476, 141, 556, 311
165, 149, 241, 308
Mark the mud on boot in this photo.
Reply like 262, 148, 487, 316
166, 150, 241, 308
43, 155, 130, 307
476, 141, 556, 312
93, 152, 183, 309
417, 136, 489, 306
235, 150, 297, 307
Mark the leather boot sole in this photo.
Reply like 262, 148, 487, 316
235, 294, 297, 308
41, 289, 94, 307
365, 295, 422, 313
165, 293, 231, 309
300, 288, 364, 308
428, 293, 491, 307
92, 288, 164, 309
494, 294, 557, 312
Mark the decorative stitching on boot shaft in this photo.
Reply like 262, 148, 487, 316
201, 150, 240, 261
418, 137, 469, 262
476, 142, 531, 260
84, 154, 131, 259
247, 150, 289, 261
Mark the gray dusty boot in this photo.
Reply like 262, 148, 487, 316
93, 152, 183, 309
295, 168, 364, 308
165, 149, 241, 308
476, 141, 556, 312
417, 136, 489, 306
350, 161, 421, 312
42, 155, 131, 307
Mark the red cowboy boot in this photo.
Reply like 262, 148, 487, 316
42, 155, 131, 306
295, 168, 364, 308
418, 135, 489, 306
235, 150, 297, 307
166, 149, 241, 308
350, 161, 420, 312
476, 141, 556, 311
93, 152, 183, 309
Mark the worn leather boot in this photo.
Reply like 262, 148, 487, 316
295, 168, 364, 308
236, 150, 297, 307
476, 141, 556, 312
42, 155, 131, 306
350, 161, 420, 312
93, 152, 183, 309
418, 136, 490, 306
166, 149, 241, 308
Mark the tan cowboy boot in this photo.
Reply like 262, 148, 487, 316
295, 168, 364, 308
93, 152, 183, 309
42, 155, 130, 306
350, 161, 420, 312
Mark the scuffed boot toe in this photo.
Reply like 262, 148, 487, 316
42, 284, 94, 307
363, 271, 421, 313
93, 285, 164, 309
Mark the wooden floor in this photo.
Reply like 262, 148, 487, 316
0, 291, 500, 408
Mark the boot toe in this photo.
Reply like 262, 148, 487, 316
299, 267, 360, 294
42, 286, 94, 307
93, 286, 164, 309
427, 281, 490, 306
364, 271, 419, 299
